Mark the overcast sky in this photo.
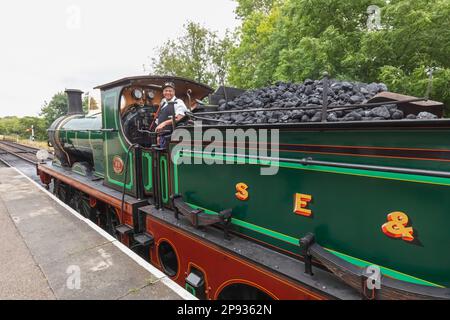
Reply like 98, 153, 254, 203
0, 0, 240, 117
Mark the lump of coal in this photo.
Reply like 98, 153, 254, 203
370, 106, 391, 119
343, 111, 363, 121
417, 112, 438, 120
392, 110, 404, 120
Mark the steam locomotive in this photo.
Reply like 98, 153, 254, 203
37, 75, 450, 300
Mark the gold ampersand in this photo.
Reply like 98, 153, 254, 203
382, 211, 414, 242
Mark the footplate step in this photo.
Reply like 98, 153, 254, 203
171, 194, 233, 240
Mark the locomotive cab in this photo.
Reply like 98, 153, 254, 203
120, 85, 160, 148
111, 77, 213, 148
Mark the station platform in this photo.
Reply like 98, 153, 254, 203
0, 167, 194, 300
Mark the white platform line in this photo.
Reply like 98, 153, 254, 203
11, 166, 197, 300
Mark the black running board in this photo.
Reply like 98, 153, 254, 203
171, 194, 232, 240
300, 233, 450, 300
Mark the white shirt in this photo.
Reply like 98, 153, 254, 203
156, 96, 188, 125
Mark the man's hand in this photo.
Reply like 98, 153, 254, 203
156, 116, 183, 133
155, 122, 166, 132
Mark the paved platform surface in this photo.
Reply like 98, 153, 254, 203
0, 167, 191, 300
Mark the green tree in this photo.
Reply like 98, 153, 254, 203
40, 92, 68, 127
228, 8, 282, 88
0, 116, 47, 141
0, 117, 20, 137
1, 91, 90, 142
235, 0, 280, 19
82, 96, 96, 113
40, 92, 89, 127
228, 0, 450, 110
151, 21, 235, 88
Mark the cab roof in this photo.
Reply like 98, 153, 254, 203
94, 75, 214, 100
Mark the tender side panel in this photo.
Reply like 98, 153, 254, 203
275, 128, 450, 172
171, 126, 450, 288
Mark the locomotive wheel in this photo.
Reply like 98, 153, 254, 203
53, 180, 61, 200
68, 189, 82, 212
217, 284, 273, 300
78, 194, 94, 220
53, 180, 69, 203
105, 206, 120, 239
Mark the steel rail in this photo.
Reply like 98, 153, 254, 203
0, 141, 54, 160
0, 141, 40, 164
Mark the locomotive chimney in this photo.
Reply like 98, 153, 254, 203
65, 89, 84, 115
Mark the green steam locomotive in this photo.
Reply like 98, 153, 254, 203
37, 75, 450, 300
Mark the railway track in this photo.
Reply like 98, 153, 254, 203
0, 140, 53, 164
0, 140, 54, 183
0, 157, 8, 167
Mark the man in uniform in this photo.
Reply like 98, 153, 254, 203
154, 81, 189, 147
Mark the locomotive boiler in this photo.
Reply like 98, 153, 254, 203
37, 75, 450, 300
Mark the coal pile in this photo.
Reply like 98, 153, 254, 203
202, 79, 438, 125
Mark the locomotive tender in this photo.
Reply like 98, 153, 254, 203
37, 75, 450, 300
